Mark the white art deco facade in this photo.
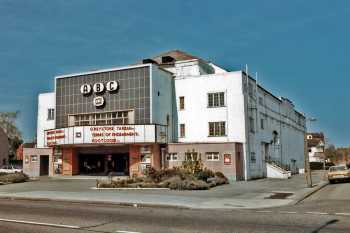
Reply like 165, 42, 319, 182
26, 50, 306, 181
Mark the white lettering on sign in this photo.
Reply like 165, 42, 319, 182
80, 84, 92, 95
93, 96, 105, 107
46, 129, 65, 146
106, 81, 119, 92
93, 83, 105, 93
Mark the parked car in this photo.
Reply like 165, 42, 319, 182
328, 165, 350, 184
0, 165, 22, 174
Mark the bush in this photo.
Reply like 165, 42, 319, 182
145, 167, 191, 183
214, 171, 226, 179
195, 168, 215, 182
182, 154, 203, 174
0, 173, 28, 184
96, 167, 229, 190
182, 179, 209, 190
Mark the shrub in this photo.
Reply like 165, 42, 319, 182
195, 168, 215, 182
160, 176, 183, 189
181, 151, 203, 174
145, 167, 191, 183
0, 173, 28, 184
214, 171, 226, 179
182, 179, 209, 190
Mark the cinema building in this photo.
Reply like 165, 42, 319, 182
25, 50, 306, 181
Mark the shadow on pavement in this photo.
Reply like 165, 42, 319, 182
311, 219, 338, 233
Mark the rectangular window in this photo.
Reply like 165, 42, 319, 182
250, 152, 256, 163
70, 111, 129, 126
259, 97, 264, 105
47, 109, 55, 120
31, 155, 38, 162
249, 117, 255, 133
208, 122, 226, 136
206, 152, 220, 161
185, 152, 198, 161
179, 96, 185, 110
260, 118, 264, 130
180, 124, 185, 138
166, 153, 178, 161
208, 92, 225, 107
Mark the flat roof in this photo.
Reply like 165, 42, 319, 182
55, 63, 152, 79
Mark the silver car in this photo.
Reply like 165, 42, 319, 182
0, 165, 22, 174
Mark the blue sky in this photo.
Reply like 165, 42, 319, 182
0, 0, 349, 146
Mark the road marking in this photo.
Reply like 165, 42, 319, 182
335, 213, 350, 216
255, 210, 272, 213
0, 218, 80, 229
279, 211, 297, 214
116, 231, 142, 233
305, 212, 329, 215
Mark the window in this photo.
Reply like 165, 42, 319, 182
249, 117, 255, 133
47, 108, 55, 120
206, 152, 220, 161
250, 152, 256, 163
31, 155, 38, 162
185, 152, 199, 161
260, 118, 264, 130
179, 96, 185, 110
248, 83, 254, 97
70, 111, 129, 126
180, 124, 185, 138
208, 92, 225, 107
259, 97, 264, 105
166, 153, 178, 161
209, 122, 226, 136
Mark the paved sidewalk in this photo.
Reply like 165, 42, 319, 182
0, 171, 327, 209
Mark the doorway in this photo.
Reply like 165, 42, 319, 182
261, 143, 269, 177
106, 154, 129, 176
235, 143, 244, 181
78, 153, 129, 176
40, 155, 49, 176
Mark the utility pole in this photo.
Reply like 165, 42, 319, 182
305, 117, 317, 188
304, 132, 313, 188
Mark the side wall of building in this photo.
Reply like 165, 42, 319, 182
244, 77, 306, 179
151, 65, 175, 142
37, 93, 56, 148
23, 148, 53, 177
167, 143, 241, 181
174, 71, 246, 143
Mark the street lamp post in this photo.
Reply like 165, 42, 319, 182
305, 117, 317, 188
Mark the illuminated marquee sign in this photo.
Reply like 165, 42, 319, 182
44, 125, 167, 147
80, 81, 119, 108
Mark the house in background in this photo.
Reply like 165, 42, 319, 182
0, 127, 9, 166
307, 132, 325, 162
16, 142, 36, 161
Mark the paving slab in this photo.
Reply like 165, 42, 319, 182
0, 171, 327, 209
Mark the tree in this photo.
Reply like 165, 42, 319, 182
0, 112, 23, 162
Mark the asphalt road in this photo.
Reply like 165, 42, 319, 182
0, 182, 349, 233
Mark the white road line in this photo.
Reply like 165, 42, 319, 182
279, 211, 297, 214
255, 210, 272, 213
0, 218, 80, 229
305, 212, 329, 215
335, 213, 350, 216
116, 231, 142, 233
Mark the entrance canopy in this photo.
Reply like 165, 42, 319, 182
44, 124, 167, 147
